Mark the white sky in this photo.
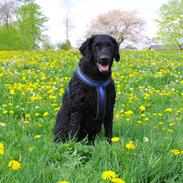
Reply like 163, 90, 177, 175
36, 0, 170, 47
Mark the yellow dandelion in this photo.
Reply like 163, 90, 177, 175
23, 120, 29, 124
58, 181, 69, 183
168, 123, 175, 127
43, 112, 49, 117
101, 170, 117, 180
111, 137, 120, 142
136, 120, 143, 125
0, 143, 5, 155
35, 112, 40, 117
34, 134, 41, 139
141, 113, 146, 117
139, 105, 146, 111
144, 117, 149, 121
167, 128, 174, 133
164, 108, 173, 113
8, 160, 21, 170
124, 110, 133, 115
28, 146, 34, 152
10, 89, 15, 95
171, 149, 183, 156
49, 95, 56, 99
111, 177, 126, 183
3, 110, 8, 114
125, 140, 137, 150
9, 110, 14, 114
25, 113, 31, 118
38, 123, 43, 128
0, 122, 6, 127
54, 107, 60, 111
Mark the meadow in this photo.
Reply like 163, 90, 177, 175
0, 50, 183, 183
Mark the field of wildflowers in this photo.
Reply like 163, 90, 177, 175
0, 50, 183, 183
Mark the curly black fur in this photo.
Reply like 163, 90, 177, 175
54, 34, 120, 143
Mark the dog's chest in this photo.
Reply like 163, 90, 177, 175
82, 84, 113, 119
69, 74, 115, 119
84, 86, 97, 107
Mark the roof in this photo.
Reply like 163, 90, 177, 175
149, 44, 163, 50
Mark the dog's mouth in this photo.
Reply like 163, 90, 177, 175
97, 63, 109, 73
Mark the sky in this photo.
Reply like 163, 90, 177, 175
36, 0, 170, 47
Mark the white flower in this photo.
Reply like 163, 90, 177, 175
0, 122, 6, 127
143, 137, 149, 143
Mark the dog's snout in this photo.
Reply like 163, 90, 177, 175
100, 55, 110, 60
100, 55, 110, 65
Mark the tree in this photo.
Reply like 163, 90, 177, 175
157, 0, 183, 49
61, 0, 74, 45
0, 0, 20, 50
42, 35, 54, 50
57, 40, 71, 50
0, 25, 20, 50
0, 0, 16, 27
16, 2, 48, 50
86, 9, 145, 45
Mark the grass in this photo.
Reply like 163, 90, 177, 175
0, 50, 183, 183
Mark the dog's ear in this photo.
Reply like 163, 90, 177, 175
113, 39, 120, 62
79, 35, 95, 57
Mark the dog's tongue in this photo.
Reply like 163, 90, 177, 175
98, 64, 109, 72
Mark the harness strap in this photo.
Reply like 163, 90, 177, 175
75, 67, 111, 120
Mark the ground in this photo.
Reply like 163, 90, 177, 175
0, 50, 183, 183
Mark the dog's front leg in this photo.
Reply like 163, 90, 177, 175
104, 112, 113, 143
69, 112, 82, 141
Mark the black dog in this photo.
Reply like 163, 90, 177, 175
54, 34, 120, 143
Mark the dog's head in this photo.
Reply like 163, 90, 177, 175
79, 34, 120, 73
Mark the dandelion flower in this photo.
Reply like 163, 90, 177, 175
0, 122, 6, 127
124, 110, 133, 115
3, 110, 8, 114
143, 137, 149, 143
171, 149, 183, 156
43, 112, 49, 117
35, 113, 40, 117
10, 89, 15, 95
168, 123, 175, 127
23, 120, 29, 124
34, 134, 41, 139
139, 105, 146, 111
0, 143, 5, 155
38, 123, 43, 128
101, 170, 117, 180
111, 177, 126, 183
125, 140, 137, 150
164, 108, 173, 112
58, 181, 69, 183
141, 113, 146, 117
28, 146, 34, 152
8, 160, 21, 170
111, 137, 120, 142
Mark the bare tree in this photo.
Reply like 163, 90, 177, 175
86, 9, 145, 45
0, 0, 17, 26
62, 0, 74, 42
63, 8, 73, 41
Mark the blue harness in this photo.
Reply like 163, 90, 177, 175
75, 67, 112, 120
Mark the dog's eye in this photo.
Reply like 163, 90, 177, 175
94, 44, 101, 49
107, 43, 113, 49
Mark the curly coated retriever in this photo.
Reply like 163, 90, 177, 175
54, 34, 120, 143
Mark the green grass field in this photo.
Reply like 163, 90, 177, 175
0, 50, 183, 183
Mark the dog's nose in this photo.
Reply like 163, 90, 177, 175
100, 55, 110, 65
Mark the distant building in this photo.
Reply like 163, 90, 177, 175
149, 44, 164, 50
180, 44, 183, 50
149, 44, 183, 50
